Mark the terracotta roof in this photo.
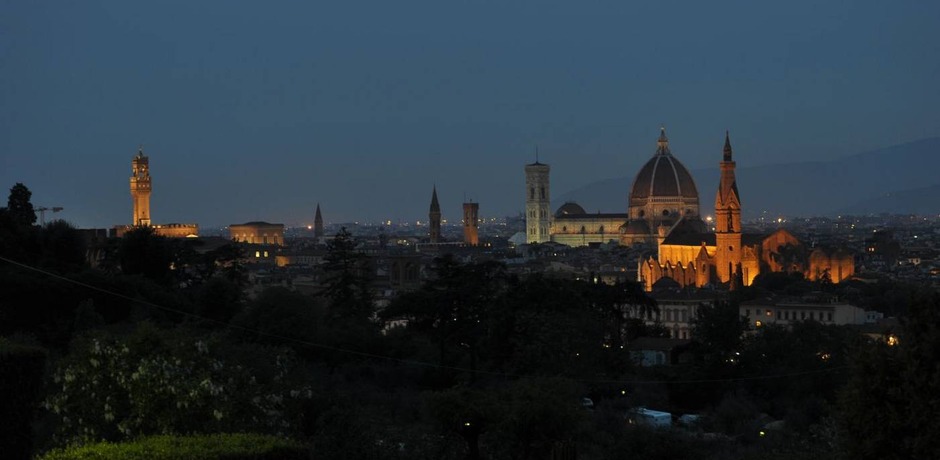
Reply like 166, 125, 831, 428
630, 129, 700, 201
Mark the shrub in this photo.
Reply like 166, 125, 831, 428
0, 337, 47, 460
43, 325, 313, 446
39, 433, 310, 460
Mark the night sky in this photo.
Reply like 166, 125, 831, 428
2, 1, 938, 228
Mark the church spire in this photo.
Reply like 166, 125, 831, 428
314, 203, 324, 239
429, 185, 440, 213
656, 126, 670, 155
429, 185, 442, 243
723, 131, 733, 162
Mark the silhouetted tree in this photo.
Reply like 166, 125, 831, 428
322, 228, 373, 322
691, 300, 747, 362
586, 281, 657, 350
118, 226, 174, 283
37, 219, 87, 272
0, 183, 38, 261
839, 289, 940, 459
7, 183, 36, 227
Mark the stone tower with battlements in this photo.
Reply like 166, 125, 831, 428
525, 158, 551, 244
130, 147, 152, 226
463, 202, 479, 246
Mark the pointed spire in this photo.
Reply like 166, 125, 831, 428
430, 185, 440, 213
656, 126, 670, 155
136, 144, 145, 158
723, 130, 733, 162
314, 203, 324, 238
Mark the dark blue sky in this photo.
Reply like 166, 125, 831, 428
2, 1, 938, 227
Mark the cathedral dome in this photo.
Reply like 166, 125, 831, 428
555, 202, 587, 217
629, 131, 699, 201
625, 128, 702, 232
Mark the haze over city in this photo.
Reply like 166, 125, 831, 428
3, 1, 939, 227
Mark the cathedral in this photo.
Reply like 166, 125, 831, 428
524, 129, 854, 291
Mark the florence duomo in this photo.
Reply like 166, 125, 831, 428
526, 128, 854, 291
5, 2, 939, 458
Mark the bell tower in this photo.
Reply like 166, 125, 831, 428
429, 186, 442, 243
314, 203, 324, 239
714, 132, 742, 285
525, 154, 551, 244
130, 147, 152, 226
463, 202, 479, 246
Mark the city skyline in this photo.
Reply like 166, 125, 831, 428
3, 1, 939, 227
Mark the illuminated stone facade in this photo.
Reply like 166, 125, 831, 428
639, 134, 854, 291
550, 203, 626, 246
120, 147, 198, 238
620, 128, 704, 245
229, 222, 285, 246
463, 202, 479, 246
525, 161, 552, 243
532, 128, 706, 248
130, 149, 152, 226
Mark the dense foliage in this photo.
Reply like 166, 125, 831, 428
43, 325, 313, 446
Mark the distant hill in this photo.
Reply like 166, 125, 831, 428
555, 137, 940, 218
838, 184, 940, 216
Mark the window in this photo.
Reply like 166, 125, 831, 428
801, 311, 806, 320
530, 188, 535, 199
828, 312, 833, 322
540, 187, 545, 199
639, 210, 645, 217
745, 309, 750, 317
766, 309, 772, 317
662, 210, 670, 216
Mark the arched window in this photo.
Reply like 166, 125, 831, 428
540, 187, 545, 199
530, 188, 535, 199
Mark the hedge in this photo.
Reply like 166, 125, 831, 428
38, 433, 312, 460
0, 337, 47, 460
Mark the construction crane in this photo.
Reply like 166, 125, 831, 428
36, 206, 64, 225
